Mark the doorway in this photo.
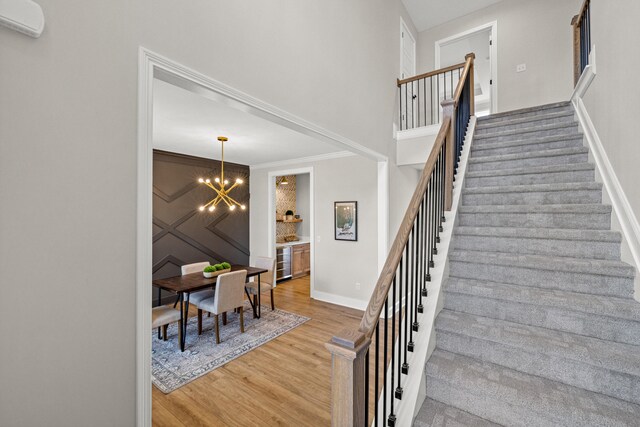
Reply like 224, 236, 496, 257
435, 21, 498, 116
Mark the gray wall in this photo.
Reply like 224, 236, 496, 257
416, 0, 582, 113
583, 0, 640, 233
0, 0, 417, 425
153, 151, 250, 305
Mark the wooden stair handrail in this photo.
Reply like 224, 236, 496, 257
571, 0, 590, 27
397, 61, 466, 86
326, 53, 474, 426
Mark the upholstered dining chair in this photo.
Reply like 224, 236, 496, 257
152, 305, 182, 345
244, 256, 277, 317
198, 270, 247, 344
180, 261, 215, 313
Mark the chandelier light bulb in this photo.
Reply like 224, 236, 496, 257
199, 206, 205, 211
198, 178, 204, 183
224, 179, 229, 185
205, 178, 211, 184
208, 205, 215, 212
236, 178, 243, 184
214, 177, 220, 183
229, 205, 236, 211
240, 205, 246, 210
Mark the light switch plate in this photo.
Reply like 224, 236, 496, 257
516, 63, 527, 73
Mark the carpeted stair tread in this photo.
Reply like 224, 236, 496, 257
454, 226, 620, 242
436, 310, 640, 405
471, 133, 584, 157
469, 146, 588, 165
463, 181, 601, 195
466, 162, 594, 179
476, 101, 571, 123
474, 122, 579, 141
444, 277, 640, 323
449, 250, 634, 278
436, 309, 640, 380
459, 203, 610, 214
444, 279, 640, 346
426, 350, 640, 426
476, 110, 575, 132
413, 398, 502, 427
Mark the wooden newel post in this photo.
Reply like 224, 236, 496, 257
325, 329, 371, 426
441, 99, 455, 211
465, 52, 475, 116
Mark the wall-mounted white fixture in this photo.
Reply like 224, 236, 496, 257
0, 0, 44, 38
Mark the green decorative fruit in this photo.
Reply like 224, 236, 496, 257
203, 265, 216, 273
221, 262, 231, 269
213, 264, 224, 271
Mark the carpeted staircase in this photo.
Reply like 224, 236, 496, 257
414, 102, 640, 426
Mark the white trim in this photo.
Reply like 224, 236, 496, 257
137, 47, 390, 427
136, 46, 154, 427
396, 123, 441, 141
152, 58, 385, 162
571, 47, 640, 296
378, 160, 390, 273
250, 151, 355, 170
267, 167, 315, 297
0, 0, 44, 38
400, 16, 417, 79
312, 290, 368, 311
379, 117, 477, 425
435, 21, 498, 114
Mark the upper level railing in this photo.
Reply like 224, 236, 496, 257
397, 62, 466, 131
571, 0, 591, 84
325, 53, 475, 426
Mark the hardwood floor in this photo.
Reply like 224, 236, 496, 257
152, 276, 364, 426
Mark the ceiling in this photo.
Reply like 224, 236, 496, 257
152, 79, 340, 167
403, 0, 507, 32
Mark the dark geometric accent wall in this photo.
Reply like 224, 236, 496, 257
152, 150, 250, 305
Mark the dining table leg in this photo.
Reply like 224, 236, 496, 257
157, 287, 162, 339
179, 292, 185, 352
257, 274, 261, 318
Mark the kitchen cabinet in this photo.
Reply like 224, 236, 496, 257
292, 243, 310, 278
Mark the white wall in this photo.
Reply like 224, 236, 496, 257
0, 0, 418, 425
417, 0, 582, 113
251, 156, 379, 308
296, 173, 311, 237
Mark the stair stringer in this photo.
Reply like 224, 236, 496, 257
374, 117, 477, 427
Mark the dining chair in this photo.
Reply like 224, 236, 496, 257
181, 261, 215, 310
244, 256, 276, 316
197, 270, 247, 344
152, 305, 182, 345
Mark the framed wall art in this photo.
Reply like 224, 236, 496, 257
334, 201, 357, 241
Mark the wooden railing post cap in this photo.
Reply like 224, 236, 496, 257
325, 328, 370, 359
465, 52, 476, 61
441, 99, 455, 110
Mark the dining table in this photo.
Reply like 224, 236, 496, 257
152, 264, 269, 351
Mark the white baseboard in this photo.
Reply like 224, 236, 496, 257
571, 47, 640, 300
311, 290, 368, 311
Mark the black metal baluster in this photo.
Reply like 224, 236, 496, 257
383, 297, 388, 424
416, 79, 420, 128
417, 194, 425, 311
365, 348, 370, 427
411, 82, 414, 130
405, 243, 412, 353
399, 85, 403, 131
389, 277, 396, 426
426, 180, 432, 280
412, 210, 420, 332
440, 148, 446, 231
437, 75, 440, 123
429, 165, 436, 269
396, 269, 403, 397
421, 192, 429, 296
375, 322, 379, 426
450, 71, 454, 100
430, 77, 434, 125
404, 84, 408, 130
403, 243, 410, 361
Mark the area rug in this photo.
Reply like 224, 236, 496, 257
152, 302, 309, 393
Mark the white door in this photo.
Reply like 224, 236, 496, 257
400, 18, 416, 129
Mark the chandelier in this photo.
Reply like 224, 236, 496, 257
198, 136, 246, 212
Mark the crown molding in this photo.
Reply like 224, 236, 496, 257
249, 150, 356, 170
